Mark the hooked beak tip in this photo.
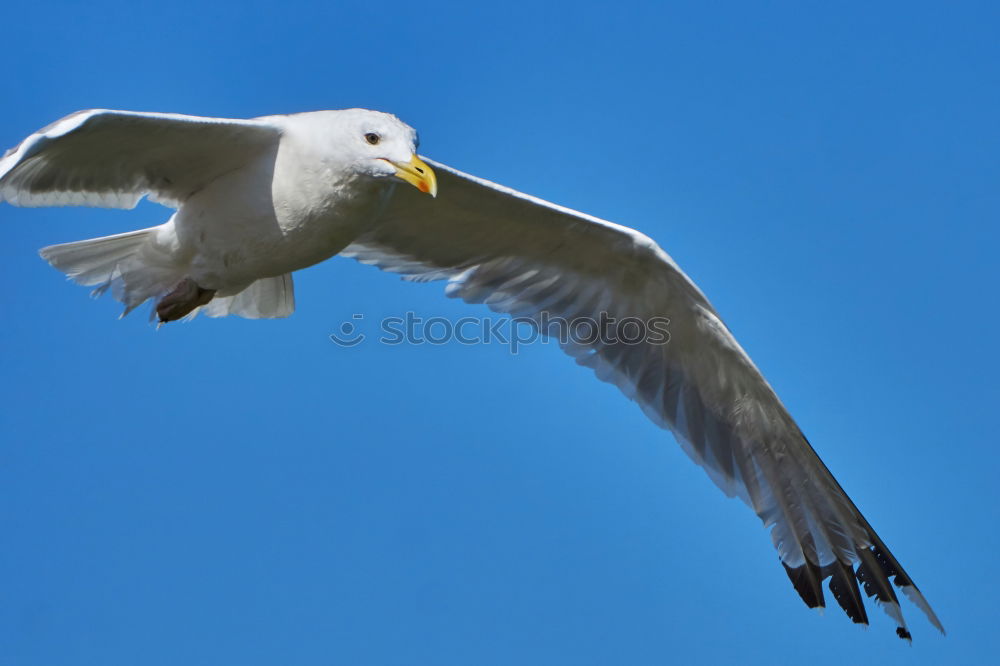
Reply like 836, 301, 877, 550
390, 155, 437, 197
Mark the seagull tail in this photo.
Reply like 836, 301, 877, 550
39, 224, 180, 318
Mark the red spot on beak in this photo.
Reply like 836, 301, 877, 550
418, 182, 430, 193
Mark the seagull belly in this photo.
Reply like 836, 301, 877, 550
175, 162, 382, 290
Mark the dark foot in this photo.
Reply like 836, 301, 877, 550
156, 278, 216, 323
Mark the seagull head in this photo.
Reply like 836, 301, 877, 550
326, 109, 437, 197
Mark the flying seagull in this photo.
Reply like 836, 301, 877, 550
0, 108, 943, 639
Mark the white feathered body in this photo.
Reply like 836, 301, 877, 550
172, 130, 388, 294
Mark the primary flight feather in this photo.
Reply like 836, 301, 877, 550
0, 108, 942, 639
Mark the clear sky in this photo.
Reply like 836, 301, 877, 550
1, 1, 996, 664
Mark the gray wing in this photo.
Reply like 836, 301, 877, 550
344, 158, 944, 639
0, 109, 282, 209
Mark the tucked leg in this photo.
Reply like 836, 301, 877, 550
155, 278, 216, 323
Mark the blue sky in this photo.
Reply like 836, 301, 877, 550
1, 1, 996, 664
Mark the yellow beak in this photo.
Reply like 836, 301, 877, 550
389, 155, 438, 197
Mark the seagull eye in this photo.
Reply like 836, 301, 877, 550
364, 132, 381, 146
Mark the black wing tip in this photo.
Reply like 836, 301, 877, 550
782, 559, 825, 609
825, 560, 869, 625
782, 543, 942, 641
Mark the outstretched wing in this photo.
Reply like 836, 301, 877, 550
0, 109, 282, 209
344, 158, 944, 639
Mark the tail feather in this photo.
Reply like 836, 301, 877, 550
39, 226, 178, 315
40, 227, 297, 321
40, 228, 154, 286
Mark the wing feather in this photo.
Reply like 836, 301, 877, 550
0, 109, 281, 209
343, 158, 943, 638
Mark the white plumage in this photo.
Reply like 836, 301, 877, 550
0, 108, 942, 639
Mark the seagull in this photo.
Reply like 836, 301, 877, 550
0, 108, 943, 639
